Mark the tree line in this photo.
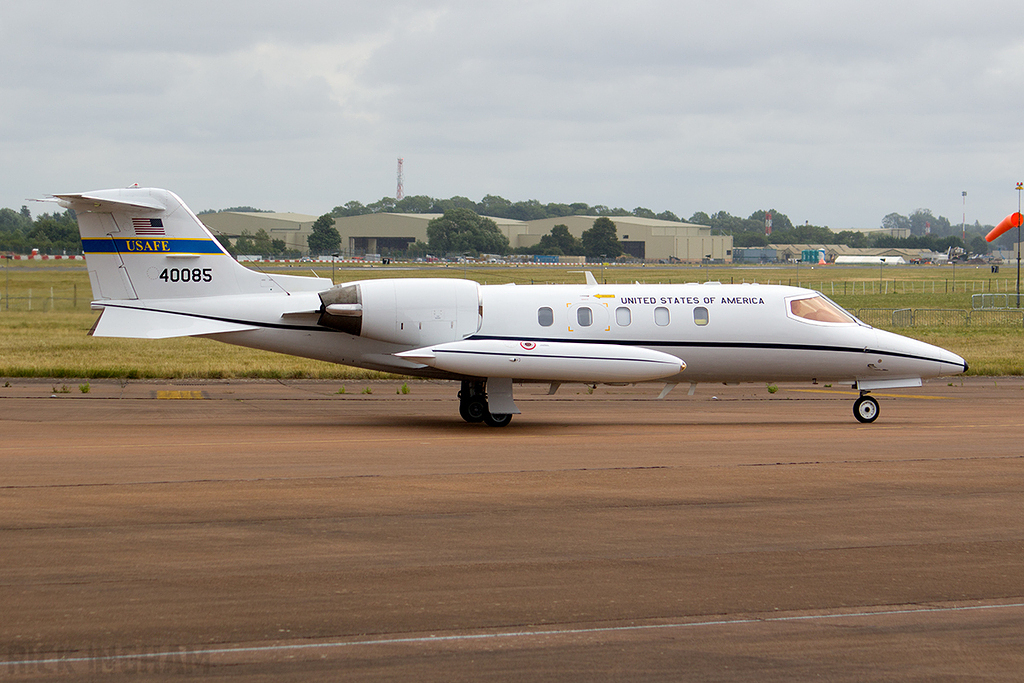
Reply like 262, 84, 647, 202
306, 209, 625, 260
331, 194, 684, 223
323, 194, 1008, 259
2, 197, 1015, 258
0, 206, 81, 255
709, 208, 1001, 255
215, 229, 301, 260
0, 204, 306, 260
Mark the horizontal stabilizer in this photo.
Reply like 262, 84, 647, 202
92, 305, 258, 339
53, 192, 166, 213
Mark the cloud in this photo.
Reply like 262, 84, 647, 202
4, 1, 1024, 225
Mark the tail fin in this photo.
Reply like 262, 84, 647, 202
55, 187, 298, 300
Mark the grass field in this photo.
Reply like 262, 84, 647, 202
2, 260, 1021, 378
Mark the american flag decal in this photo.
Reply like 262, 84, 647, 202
132, 217, 165, 235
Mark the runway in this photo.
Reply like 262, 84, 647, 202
2, 377, 1023, 680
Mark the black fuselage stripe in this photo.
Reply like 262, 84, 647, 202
467, 335, 965, 369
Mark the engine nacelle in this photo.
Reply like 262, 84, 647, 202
318, 278, 481, 346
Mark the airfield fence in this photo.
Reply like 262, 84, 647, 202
855, 308, 1024, 328
3, 277, 1024, 324
764, 278, 1022, 296
0, 286, 83, 312
971, 293, 1024, 310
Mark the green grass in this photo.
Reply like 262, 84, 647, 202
907, 328, 1024, 376
0, 310, 394, 379
2, 260, 1021, 378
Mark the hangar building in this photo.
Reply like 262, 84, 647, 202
201, 210, 733, 262
199, 211, 317, 255
334, 213, 530, 257
516, 216, 731, 262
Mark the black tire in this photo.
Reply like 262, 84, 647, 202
460, 398, 488, 423
853, 396, 879, 423
482, 412, 513, 427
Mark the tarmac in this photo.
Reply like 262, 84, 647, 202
2, 377, 1023, 681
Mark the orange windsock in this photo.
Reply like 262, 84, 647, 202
986, 212, 1024, 242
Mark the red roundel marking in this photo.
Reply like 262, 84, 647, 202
520, 342, 536, 350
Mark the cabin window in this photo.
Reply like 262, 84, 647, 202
538, 307, 553, 327
577, 306, 593, 327
615, 307, 631, 326
788, 295, 855, 324
693, 307, 709, 326
654, 307, 670, 326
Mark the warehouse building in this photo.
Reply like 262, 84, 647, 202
333, 213, 529, 257
199, 211, 317, 255
201, 210, 733, 262
516, 216, 731, 262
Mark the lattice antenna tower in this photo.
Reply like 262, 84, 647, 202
396, 158, 404, 200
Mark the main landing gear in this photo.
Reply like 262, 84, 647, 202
853, 391, 879, 423
458, 380, 514, 427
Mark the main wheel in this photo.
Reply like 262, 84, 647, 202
853, 395, 879, 423
460, 397, 488, 423
483, 412, 513, 427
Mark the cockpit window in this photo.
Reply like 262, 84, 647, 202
788, 294, 856, 324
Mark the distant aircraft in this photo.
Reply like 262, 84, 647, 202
52, 187, 967, 426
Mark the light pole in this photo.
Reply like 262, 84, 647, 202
962, 190, 967, 243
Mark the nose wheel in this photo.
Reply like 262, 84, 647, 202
853, 393, 879, 423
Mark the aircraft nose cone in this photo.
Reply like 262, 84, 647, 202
921, 337, 967, 374
939, 348, 968, 374
874, 329, 967, 377
921, 341, 967, 374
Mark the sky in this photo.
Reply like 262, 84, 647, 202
3, 0, 1024, 229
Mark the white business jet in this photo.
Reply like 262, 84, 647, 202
52, 187, 967, 426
